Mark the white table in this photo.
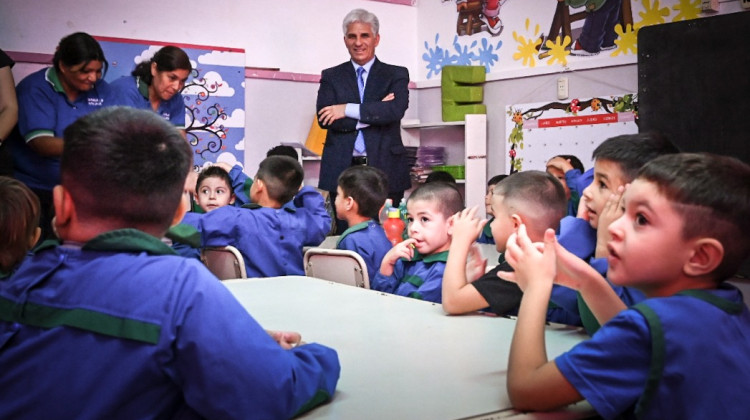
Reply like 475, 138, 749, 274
224, 276, 593, 420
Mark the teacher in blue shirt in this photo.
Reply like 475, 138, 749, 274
316, 8, 410, 233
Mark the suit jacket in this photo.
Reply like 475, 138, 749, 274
316, 58, 410, 193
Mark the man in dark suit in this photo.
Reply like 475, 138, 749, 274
317, 8, 410, 232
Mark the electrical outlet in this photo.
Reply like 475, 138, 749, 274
557, 77, 569, 100
741, 0, 750, 9
701, 0, 719, 12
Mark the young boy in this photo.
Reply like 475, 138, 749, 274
545, 154, 587, 217
371, 182, 463, 303
503, 153, 750, 419
0, 176, 41, 274
189, 155, 331, 278
194, 165, 236, 212
558, 132, 678, 332
0, 107, 340, 418
334, 165, 392, 281
442, 171, 577, 325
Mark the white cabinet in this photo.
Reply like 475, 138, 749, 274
401, 114, 487, 218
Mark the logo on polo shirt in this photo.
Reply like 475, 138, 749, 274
88, 98, 104, 107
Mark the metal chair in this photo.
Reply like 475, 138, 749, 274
303, 247, 370, 289
200, 245, 247, 280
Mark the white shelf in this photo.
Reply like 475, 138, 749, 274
401, 120, 465, 129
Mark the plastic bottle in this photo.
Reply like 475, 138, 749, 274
378, 198, 393, 225
397, 197, 408, 225
383, 207, 406, 246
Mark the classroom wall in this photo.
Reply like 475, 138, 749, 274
2, 0, 744, 180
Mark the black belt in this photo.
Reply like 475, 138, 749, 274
351, 156, 368, 166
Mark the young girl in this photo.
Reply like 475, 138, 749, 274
0, 176, 41, 273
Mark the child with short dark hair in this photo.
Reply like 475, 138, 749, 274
443, 171, 576, 324
0, 176, 41, 274
503, 153, 750, 419
558, 132, 678, 333
194, 165, 236, 212
334, 165, 392, 280
190, 155, 331, 277
0, 107, 339, 418
371, 182, 464, 302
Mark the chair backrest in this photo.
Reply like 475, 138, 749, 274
303, 247, 370, 289
200, 245, 247, 280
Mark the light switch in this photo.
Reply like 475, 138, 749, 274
557, 77, 568, 100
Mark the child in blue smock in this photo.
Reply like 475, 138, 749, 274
545, 154, 587, 217
372, 182, 464, 303
0, 107, 340, 419
558, 133, 678, 334
188, 155, 331, 277
502, 153, 750, 420
334, 165, 392, 281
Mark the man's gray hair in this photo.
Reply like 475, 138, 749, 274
342, 9, 379, 35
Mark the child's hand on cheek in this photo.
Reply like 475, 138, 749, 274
595, 185, 626, 258
498, 226, 556, 292
379, 238, 417, 276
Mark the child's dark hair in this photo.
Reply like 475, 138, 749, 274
408, 182, 464, 219
592, 132, 678, 181
266, 145, 299, 161
494, 171, 567, 232
61, 107, 192, 229
256, 155, 304, 204
487, 174, 508, 187
53, 32, 108, 76
197, 165, 233, 193
425, 170, 457, 184
552, 154, 585, 172
638, 153, 750, 280
0, 177, 40, 272
337, 166, 389, 220
131, 46, 191, 85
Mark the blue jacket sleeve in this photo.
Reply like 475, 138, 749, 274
227, 164, 253, 206
371, 259, 404, 294
166, 267, 340, 418
293, 186, 332, 246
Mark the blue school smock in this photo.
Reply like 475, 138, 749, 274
336, 220, 392, 281
371, 251, 448, 303
14, 67, 113, 191
189, 186, 330, 278
0, 229, 340, 419
555, 284, 750, 420
110, 75, 186, 128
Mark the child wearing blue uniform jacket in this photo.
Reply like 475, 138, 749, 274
546, 155, 589, 217
555, 133, 678, 334
372, 182, 463, 303
334, 165, 393, 281
0, 107, 340, 419
502, 153, 750, 420
110, 45, 191, 129
186, 155, 331, 278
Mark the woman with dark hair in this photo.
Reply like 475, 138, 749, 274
12, 32, 113, 241
111, 45, 192, 129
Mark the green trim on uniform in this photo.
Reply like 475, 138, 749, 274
577, 292, 601, 335
83, 228, 177, 256
166, 224, 202, 248
678, 289, 744, 314
403, 274, 425, 288
336, 221, 370, 247
45, 67, 65, 93
136, 76, 150, 99
408, 291, 424, 300
402, 250, 449, 264
0, 296, 161, 345
482, 219, 493, 238
631, 302, 665, 418
292, 390, 332, 417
